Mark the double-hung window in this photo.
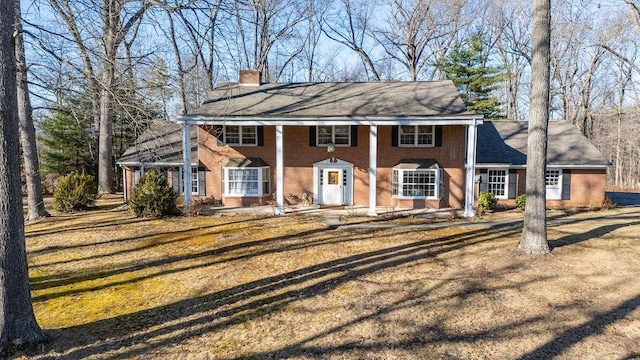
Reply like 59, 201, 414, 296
545, 169, 562, 199
399, 125, 434, 147
178, 167, 200, 195
317, 125, 350, 146
392, 168, 441, 198
223, 167, 270, 197
224, 125, 257, 145
487, 169, 508, 199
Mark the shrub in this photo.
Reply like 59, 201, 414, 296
515, 194, 527, 210
53, 172, 97, 212
129, 169, 177, 217
478, 191, 497, 212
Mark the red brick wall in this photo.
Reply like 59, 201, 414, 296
198, 125, 468, 209
477, 168, 607, 208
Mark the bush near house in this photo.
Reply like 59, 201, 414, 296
478, 191, 497, 212
53, 172, 97, 212
515, 194, 527, 210
129, 169, 177, 217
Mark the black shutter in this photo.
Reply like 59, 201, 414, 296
257, 126, 264, 146
508, 169, 517, 199
215, 125, 224, 145
562, 169, 571, 200
351, 125, 358, 146
172, 167, 181, 194
309, 126, 316, 146
479, 168, 488, 193
392, 126, 398, 147
435, 125, 443, 147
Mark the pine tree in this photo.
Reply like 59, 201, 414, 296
437, 35, 505, 120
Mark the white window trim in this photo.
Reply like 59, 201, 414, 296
316, 125, 351, 147
224, 125, 258, 146
398, 125, 435, 147
392, 168, 442, 199
487, 169, 508, 199
179, 167, 199, 195
223, 166, 270, 197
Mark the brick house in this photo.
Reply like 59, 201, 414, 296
476, 121, 610, 208
117, 71, 610, 215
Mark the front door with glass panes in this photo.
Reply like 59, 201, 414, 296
322, 168, 344, 205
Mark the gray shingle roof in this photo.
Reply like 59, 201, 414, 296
190, 81, 471, 118
476, 121, 610, 167
116, 119, 197, 166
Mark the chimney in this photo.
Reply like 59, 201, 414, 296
239, 69, 261, 86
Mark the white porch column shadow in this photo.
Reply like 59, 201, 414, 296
275, 125, 285, 215
182, 122, 192, 209
368, 125, 378, 216
464, 120, 478, 217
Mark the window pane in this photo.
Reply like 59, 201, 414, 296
399, 125, 415, 145
397, 169, 436, 197
416, 126, 434, 145
334, 126, 350, 145
318, 126, 333, 145
241, 126, 257, 145
546, 170, 560, 186
488, 170, 506, 197
225, 126, 240, 144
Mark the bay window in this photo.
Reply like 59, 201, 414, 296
392, 168, 441, 198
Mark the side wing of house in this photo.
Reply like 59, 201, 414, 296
476, 121, 611, 208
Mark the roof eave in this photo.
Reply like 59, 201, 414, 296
174, 114, 484, 126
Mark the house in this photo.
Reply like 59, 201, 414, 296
116, 120, 201, 203
475, 121, 611, 207
117, 70, 610, 215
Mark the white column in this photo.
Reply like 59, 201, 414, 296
464, 121, 478, 217
368, 125, 378, 216
275, 124, 285, 215
122, 167, 128, 203
182, 122, 192, 209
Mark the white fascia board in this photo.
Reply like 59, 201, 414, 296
116, 161, 197, 167
175, 114, 484, 126
476, 163, 611, 169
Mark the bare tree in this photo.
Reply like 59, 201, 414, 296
322, 0, 381, 80
15, 0, 49, 221
518, 0, 551, 255
0, 0, 46, 351
374, 0, 465, 81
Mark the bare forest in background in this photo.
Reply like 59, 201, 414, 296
19, 0, 640, 190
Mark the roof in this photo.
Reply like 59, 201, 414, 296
224, 157, 270, 167
116, 119, 198, 166
394, 159, 440, 169
177, 81, 481, 125
476, 121, 610, 168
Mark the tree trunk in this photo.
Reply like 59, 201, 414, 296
518, 0, 550, 255
0, 0, 46, 351
14, 1, 49, 221
98, 0, 117, 194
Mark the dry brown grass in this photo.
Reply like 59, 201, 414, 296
14, 195, 640, 359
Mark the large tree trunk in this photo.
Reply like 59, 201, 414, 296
0, 0, 46, 351
518, 0, 551, 255
14, 1, 49, 221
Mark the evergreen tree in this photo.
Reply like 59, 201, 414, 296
38, 105, 96, 177
437, 35, 505, 120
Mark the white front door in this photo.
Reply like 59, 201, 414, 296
322, 168, 343, 205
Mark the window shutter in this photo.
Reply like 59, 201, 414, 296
257, 126, 264, 146
351, 125, 358, 146
479, 168, 488, 193
309, 126, 316, 146
392, 126, 398, 147
435, 125, 443, 147
562, 169, 571, 200
198, 167, 206, 196
214, 125, 224, 145
508, 169, 517, 199
172, 168, 181, 194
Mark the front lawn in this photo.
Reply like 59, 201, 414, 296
17, 197, 640, 359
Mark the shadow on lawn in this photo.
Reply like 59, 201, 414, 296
27, 210, 640, 359
30, 221, 523, 360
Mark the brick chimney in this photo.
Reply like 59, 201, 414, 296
239, 69, 261, 86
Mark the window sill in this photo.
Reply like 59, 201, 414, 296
223, 194, 267, 197
398, 144, 435, 148
392, 196, 440, 200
